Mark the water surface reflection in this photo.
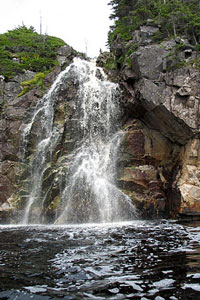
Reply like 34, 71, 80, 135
0, 220, 199, 299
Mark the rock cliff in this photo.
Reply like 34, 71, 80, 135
1, 26, 200, 222
0, 45, 77, 222
97, 23, 200, 220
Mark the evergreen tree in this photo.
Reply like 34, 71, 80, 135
108, 0, 200, 46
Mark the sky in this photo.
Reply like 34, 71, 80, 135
0, 0, 113, 57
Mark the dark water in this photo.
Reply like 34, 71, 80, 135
0, 220, 200, 300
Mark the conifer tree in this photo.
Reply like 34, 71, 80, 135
108, 0, 200, 46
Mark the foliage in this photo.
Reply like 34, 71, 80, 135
18, 71, 49, 97
126, 43, 138, 56
0, 25, 66, 79
108, 0, 200, 47
104, 57, 117, 70
195, 44, 200, 51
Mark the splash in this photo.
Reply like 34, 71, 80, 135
21, 58, 136, 224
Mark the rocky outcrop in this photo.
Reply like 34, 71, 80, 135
104, 24, 200, 219
56, 45, 74, 67
177, 138, 200, 216
0, 48, 78, 222
1, 26, 200, 222
117, 119, 181, 218
0, 67, 61, 220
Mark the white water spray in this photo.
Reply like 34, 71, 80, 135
21, 58, 136, 224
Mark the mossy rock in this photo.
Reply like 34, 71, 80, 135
18, 71, 51, 97
48, 195, 61, 211
8, 193, 25, 209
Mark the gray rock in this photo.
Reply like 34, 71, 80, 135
138, 78, 165, 109
4, 82, 22, 102
3, 71, 35, 103
135, 45, 168, 80
141, 104, 193, 144
0, 76, 5, 105
56, 45, 73, 66
132, 30, 140, 44
57, 45, 72, 57
111, 37, 125, 58
129, 53, 141, 79
165, 68, 190, 86
176, 86, 191, 96
161, 39, 177, 50
140, 25, 159, 44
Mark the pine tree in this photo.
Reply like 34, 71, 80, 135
108, 0, 200, 46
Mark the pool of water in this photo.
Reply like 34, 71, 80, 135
0, 220, 200, 299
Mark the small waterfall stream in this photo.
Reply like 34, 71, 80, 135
21, 58, 136, 224
21, 63, 73, 224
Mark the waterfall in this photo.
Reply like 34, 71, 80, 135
21, 58, 137, 224
21, 64, 73, 224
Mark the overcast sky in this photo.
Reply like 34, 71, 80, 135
0, 0, 113, 57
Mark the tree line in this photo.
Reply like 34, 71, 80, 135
108, 0, 200, 46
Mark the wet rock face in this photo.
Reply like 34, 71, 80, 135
0, 71, 43, 208
110, 31, 200, 218
1, 32, 200, 221
0, 52, 76, 220
117, 119, 181, 218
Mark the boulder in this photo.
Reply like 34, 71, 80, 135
133, 45, 168, 80
56, 45, 73, 66
140, 25, 159, 44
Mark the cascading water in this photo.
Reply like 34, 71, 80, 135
21, 58, 136, 224
21, 66, 73, 224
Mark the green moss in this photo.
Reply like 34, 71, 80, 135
167, 60, 187, 71
104, 58, 117, 70
116, 55, 125, 68
175, 41, 186, 51
48, 195, 60, 211
130, 166, 136, 171
124, 43, 139, 67
125, 57, 131, 68
18, 71, 48, 97
126, 44, 138, 56
195, 44, 200, 51
0, 79, 6, 116
166, 51, 174, 57
190, 58, 200, 68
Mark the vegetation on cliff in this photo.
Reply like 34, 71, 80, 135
0, 25, 66, 80
100, 0, 200, 72
108, 0, 200, 46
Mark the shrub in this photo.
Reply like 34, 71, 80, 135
18, 72, 48, 97
0, 25, 66, 80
